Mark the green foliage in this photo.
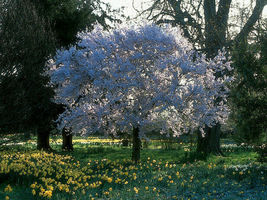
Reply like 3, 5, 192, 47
0, 0, 57, 133
31, 0, 121, 47
230, 36, 267, 145
0, 0, 121, 132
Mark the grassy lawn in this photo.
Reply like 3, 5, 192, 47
0, 136, 266, 200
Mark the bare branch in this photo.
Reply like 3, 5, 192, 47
216, 0, 232, 25
233, 0, 267, 44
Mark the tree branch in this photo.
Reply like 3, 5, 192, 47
216, 0, 232, 25
165, 1, 204, 47
204, 0, 216, 22
233, 0, 267, 44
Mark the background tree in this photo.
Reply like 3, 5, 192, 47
0, 0, 57, 149
230, 32, 266, 160
30, 0, 123, 151
0, 0, 122, 150
49, 23, 231, 163
142, 0, 267, 154
31, 0, 122, 47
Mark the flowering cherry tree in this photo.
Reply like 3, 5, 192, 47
49, 23, 232, 162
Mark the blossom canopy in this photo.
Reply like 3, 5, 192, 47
49, 22, 232, 137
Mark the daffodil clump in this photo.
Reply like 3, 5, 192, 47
23, 137, 123, 146
0, 149, 266, 200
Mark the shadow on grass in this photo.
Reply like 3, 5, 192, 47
57, 145, 210, 165
180, 151, 208, 163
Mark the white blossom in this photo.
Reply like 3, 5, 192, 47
49, 22, 232, 137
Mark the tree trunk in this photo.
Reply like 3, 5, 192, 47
122, 139, 129, 147
37, 126, 51, 150
62, 128, 73, 151
23, 130, 31, 141
132, 126, 141, 163
197, 124, 223, 155
200, 1, 230, 155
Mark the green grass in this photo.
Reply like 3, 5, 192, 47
0, 136, 266, 200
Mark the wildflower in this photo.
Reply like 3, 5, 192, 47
107, 177, 113, 183
115, 178, 121, 183
4, 185, 12, 193
44, 190, 52, 198
30, 183, 36, 189
134, 187, 139, 194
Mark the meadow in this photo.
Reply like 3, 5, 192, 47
0, 136, 266, 200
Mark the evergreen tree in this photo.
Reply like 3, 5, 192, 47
230, 34, 267, 145
29, 0, 122, 150
31, 0, 121, 47
0, 0, 57, 149
0, 0, 121, 150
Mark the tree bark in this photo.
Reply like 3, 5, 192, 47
132, 126, 141, 163
197, 124, 223, 155
62, 128, 73, 151
37, 126, 51, 150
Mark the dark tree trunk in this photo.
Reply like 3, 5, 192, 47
62, 128, 73, 151
197, 1, 231, 155
23, 130, 31, 140
122, 139, 129, 147
197, 124, 224, 155
37, 126, 51, 150
132, 126, 141, 163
